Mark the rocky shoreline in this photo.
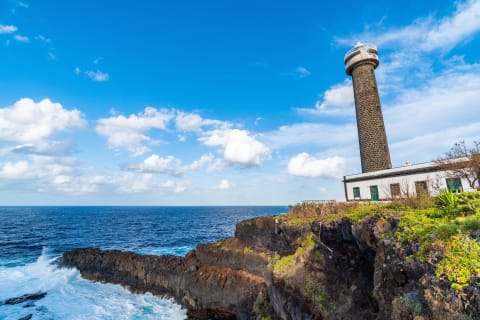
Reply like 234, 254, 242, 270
62, 206, 480, 320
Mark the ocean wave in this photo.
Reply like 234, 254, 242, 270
0, 248, 187, 320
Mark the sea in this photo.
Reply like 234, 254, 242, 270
0, 206, 286, 320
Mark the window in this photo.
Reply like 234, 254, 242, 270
446, 178, 462, 193
353, 187, 360, 200
390, 183, 400, 198
370, 185, 379, 201
415, 181, 428, 195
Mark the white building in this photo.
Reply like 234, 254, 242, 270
343, 161, 473, 201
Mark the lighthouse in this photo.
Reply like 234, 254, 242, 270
344, 43, 392, 173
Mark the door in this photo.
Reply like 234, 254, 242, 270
370, 185, 379, 201
446, 178, 462, 193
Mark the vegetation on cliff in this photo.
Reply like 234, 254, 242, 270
278, 191, 480, 319
287, 191, 480, 289
64, 191, 480, 320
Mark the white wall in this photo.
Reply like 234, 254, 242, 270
345, 170, 473, 201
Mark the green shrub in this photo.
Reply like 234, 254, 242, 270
403, 292, 423, 315
273, 254, 295, 273
315, 289, 336, 315
457, 216, 480, 232
345, 203, 386, 221
435, 235, 480, 288
395, 199, 480, 287
273, 233, 315, 274
305, 277, 335, 316
436, 190, 456, 209
252, 293, 270, 318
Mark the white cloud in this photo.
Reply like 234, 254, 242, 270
182, 153, 214, 171
13, 34, 29, 43
17, 1, 29, 8
0, 161, 30, 179
96, 107, 174, 155
117, 173, 153, 193
297, 80, 354, 116
93, 57, 103, 65
52, 175, 71, 185
175, 111, 230, 132
317, 80, 353, 109
175, 112, 203, 131
216, 179, 230, 190
390, 122, 480, 166
335, 18, 432, 49
200, 129, 271, 166
422, 0, 480, 51
85, 70, 109, 82
12, 140, 77, 156
50, 174, 108, 194
288, 153, 345, 179
384, 65, 480, 141
0, 156, 76, 187
0, 98, 86, 144
35, 35, 51, 44
161, 180, 188, 193
128, 154, 181, 175
207, 158, 229, 172
74, 67, 81, 75
335, 0, 480, 52
126, 153, 215, 175
294, 66, 311, 78
376, 63, 480, 165
28, 155, 75, 177
0, 25, 17, 34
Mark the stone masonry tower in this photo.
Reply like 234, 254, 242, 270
345, 43, 392, 173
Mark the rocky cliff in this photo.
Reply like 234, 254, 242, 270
62, 201, 480, 320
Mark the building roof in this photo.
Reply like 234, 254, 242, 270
343, 161, 441, 182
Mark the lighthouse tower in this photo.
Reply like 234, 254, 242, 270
345, 43, 392, 173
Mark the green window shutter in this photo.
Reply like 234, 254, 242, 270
353, 187, 360, 198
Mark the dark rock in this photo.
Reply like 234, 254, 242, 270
63, 248, 265, 320
62, 213, 480, 320
22, 302, 35, 308
17, 315, 32, 320
5, 292, 47, 305
187, 309, 236, 319
235, 216, 309, 256
196, 238, 269, 277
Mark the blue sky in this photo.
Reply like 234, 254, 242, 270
0, 0, 479, 205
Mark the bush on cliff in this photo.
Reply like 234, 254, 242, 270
289, 192, 480, 289
272, 232, 315, 274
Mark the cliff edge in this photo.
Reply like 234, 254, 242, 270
63, 195, 480, 320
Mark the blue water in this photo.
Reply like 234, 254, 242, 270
0, 206, 286, 320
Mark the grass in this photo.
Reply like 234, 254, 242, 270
435, 235, 480, 288
305, 276, 335, 316
285, 217, 316, 226
287, 191, 480, 289
273, 232, 315, 274
243, 246, 253, 254
273, 254, 295, 274
252, 292, 270, 318
394, 191, 480, 288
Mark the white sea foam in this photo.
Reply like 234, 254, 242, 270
137, 246, 193, 257
0, 248, 187, 320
